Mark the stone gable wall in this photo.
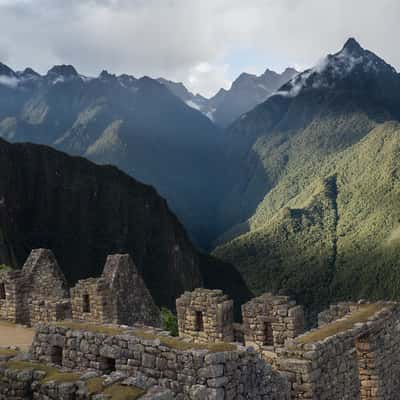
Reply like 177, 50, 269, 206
31, 323, 290, 400
0, 249, 160, 329
71, 254, 161, 327
176, 288, 234, 344
0, 249, 70, 326
21, 248, 69, 300
102, 254, 161, 327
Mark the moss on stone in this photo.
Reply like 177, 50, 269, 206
0, 348, 18, 357
297, 303, 387, 344
55, 321, 126, 336
5, 360, 80, 384
85, 377, 105, 394
133, 328, 236, 352
54, 321, 236, 353
103, 384, 145, 400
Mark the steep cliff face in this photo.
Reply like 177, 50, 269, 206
0, 139, 250, 308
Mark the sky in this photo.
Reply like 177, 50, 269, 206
0, 0, 399, 98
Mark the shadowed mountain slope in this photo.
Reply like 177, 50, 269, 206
0, 138, 251, 310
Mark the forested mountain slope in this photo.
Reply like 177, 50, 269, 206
214, 39, 400, 316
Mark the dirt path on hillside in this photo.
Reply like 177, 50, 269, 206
0, 321, 35, 350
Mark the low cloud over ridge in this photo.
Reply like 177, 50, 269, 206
0, 0, 399, 97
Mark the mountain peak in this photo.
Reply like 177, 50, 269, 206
47, 65, 78, 77
278, 38, 398, 98
99, 70, 117, 80
20, 67, 40, 78
342, 37, 364, 54
0, 62, 16, 77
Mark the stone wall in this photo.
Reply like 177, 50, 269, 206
31, 323, 290, 400
242, 293, 304, 356
0, 269, 26, 323
176, 289, 234, 344
275, 302, 400, 400
21, 249, 70, 301
0, 249, 160, 329
0, 359, 173, 400
0, 249, 70, 326
71, 277, 112, 324
29, 298, 71, 326
71, 254, 161, 327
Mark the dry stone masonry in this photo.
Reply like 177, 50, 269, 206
0, 249, 70, 325
29, 322, 290, 400
242, 293, 304, 357
275, 302, 400, 399
0, 249, 161, 328
0, 358, 173, 400
71, 254, 161, 327
2, 248, 400, 399
176, 289, 234, 343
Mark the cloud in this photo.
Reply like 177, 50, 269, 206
0, 76, 19, 88
0, 0, 399, 96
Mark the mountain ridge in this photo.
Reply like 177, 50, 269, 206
213, 38, 400, 316
157, 67, 298, 127
0, 62, 227, 248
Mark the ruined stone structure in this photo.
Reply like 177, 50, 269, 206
0, 249, 70, 325
176, 288, 234, 343
275, 302, 400, 399
71, 254, 161, 327
176, 289, 400, 399
0, 357, 173, 399
0, 249, 160, 328
242, 293, 304, 354
2, 249, 400, 399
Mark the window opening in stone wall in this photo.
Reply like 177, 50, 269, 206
99, 356, 116, 373
0, 283, 5, 300
50, 346, 63, 366
195, 311, 204, 332
263, 321, 274, 346
83, 294, 91, 313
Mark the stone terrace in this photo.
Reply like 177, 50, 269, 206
30, 321, 290, 400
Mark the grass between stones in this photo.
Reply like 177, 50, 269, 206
5, 360, 80, 383
103, 384, 145, 400
133, 328, 237, 352
0, 348, 18, 357
85, 377, 105, 394
56, 321, 126, 335
54, 321, 237, 353
297, 303, 387, 344
6, 362, 145, 399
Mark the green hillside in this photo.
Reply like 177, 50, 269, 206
214, 122, 400, 317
